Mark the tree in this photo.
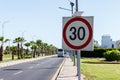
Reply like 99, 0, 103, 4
49, 44, 57, 55
36, 39, 42, 56
5, 46, 10, 54
24, 42, 31, 56
49, 44, 53, 55
40, 42, 45, 56
43, 43, 48, 55
0, 36, 10, 61
19, 37, 26, 58
10, 46, 17, 60
31, 44, 37, 58
30, 41, 38, 58
13, 37, 22, 59
30, 41, 35, 55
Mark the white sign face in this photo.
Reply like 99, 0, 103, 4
62, 16, 94, 51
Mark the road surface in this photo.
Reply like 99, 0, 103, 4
0, 56, 64, 80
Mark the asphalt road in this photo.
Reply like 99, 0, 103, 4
0, 56, 64, 80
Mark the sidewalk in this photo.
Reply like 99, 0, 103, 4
57, 58, 85, 80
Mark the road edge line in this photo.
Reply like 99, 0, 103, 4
51, 58, 66, 80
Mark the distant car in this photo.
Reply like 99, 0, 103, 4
57, 49, 64, 57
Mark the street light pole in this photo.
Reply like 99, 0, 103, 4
70, 1, 74, 15
2, 21, 9, 37
0, 21, 9, 61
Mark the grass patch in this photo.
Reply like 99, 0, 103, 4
4, 54, 12, 58
81, 58, 120, 80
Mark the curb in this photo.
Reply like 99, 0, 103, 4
51, 58, 66, 80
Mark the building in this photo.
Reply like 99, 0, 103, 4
101, 35, 116, 48
116, 40, 120, 48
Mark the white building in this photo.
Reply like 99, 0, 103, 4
101, 35, 116, 48
116, 40, 120, 48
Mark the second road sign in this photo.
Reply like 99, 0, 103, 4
62, 16, 94, 51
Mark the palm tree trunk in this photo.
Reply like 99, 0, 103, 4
0, 45, 3, 61
20, 43, 23, 59
12, 51, 14, 60
33, 49, 36, 58
17, 43, 20, 59
26, 48, 28, 56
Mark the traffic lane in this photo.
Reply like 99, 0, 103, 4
0, 56, 52, 78
14, 56, 64, 80
0, 56, 64, 80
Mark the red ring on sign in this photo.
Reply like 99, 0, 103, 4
63, 17, 93, 50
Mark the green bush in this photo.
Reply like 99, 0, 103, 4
104, 50, 120, 61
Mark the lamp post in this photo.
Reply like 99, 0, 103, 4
70, 1, 74, 15
22, 31, 26, 39
2, 21, 9, 37
21, 31, 26, 58
0, 21, 9, 61
59, 1, 74, 15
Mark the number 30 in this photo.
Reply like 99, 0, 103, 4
69, 26, 85, 40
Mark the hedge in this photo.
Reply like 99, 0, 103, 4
81, 48, 120, 58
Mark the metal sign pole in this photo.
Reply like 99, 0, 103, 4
73, 50, 75, 66
77, 50, 81, 80
76, 0, 78, 12
75, 0, 80, 79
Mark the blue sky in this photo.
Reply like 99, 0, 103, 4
0, 0, 120, 48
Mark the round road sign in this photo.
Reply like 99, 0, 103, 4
63, 17, 93, 50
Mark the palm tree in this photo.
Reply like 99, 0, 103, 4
49, 44, 56, 55
53, 46, 57, 54
5, 46, 10, 54
0, 36, 10, 61
49, 44, 53, 55
30, 41, 35, 55
31, 44, 37, 58
43, 43, 48, 55
30, 41, 38, 58
24, 42, 31, 56
19, 37, 26, 58
36, 39, 42, 56
10, 46, 17, 60
41, 42, 45, 56
13, 37, 22, 59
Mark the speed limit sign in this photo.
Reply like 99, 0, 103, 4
62, 16, 93, 51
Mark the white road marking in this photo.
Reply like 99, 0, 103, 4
28, 66, 34, 69
13, 71, 23, 75
0, 78, 4, 80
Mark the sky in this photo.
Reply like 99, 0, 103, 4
0, 0, 120, 48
